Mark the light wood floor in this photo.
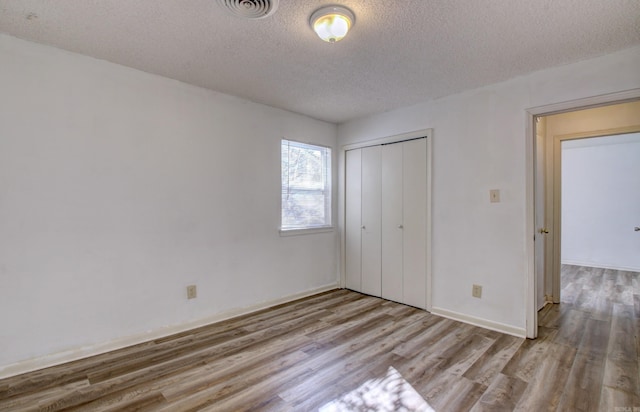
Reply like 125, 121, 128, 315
0, 265, 638, 411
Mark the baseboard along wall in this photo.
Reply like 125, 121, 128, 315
0, 283, 340, 380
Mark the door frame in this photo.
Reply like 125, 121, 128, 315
525, 89, 640, 339
550, 125, 640, 303
340, 128, 433, 311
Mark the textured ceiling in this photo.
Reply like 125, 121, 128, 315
0, 0, 639, 123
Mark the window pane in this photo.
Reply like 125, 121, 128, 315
282, 191, 327, 228
281, 139, 331, 230
286, 145, 325, 190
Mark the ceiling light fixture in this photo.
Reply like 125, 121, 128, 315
309, 5, 355, 43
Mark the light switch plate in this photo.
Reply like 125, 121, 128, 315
490, 189, 500, 203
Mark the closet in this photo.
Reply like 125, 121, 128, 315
345, 137, 428, 309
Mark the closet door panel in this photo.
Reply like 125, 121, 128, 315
381, 143, 403, 303
361, 145, 382, 297
345, 149, 362, 291
403, 138, 428, 309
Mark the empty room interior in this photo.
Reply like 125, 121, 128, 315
1, 1, 640, 411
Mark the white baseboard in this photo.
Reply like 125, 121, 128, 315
430, 307, 526, 338
0, 283, 339, 380
561, 260, 640, 272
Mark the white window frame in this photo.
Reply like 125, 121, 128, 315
280, 139, 333, 235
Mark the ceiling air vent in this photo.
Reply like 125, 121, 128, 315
217, 0, 278, 19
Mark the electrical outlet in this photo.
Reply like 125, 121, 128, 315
187, 285, 197, 299
472, 284, 482, 298
489, 189, 500, 203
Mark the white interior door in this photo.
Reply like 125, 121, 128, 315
361, 145, 382, 296
381, 143, 403, 302
345, 149, 362, 291
344, 133, 430, 304
535, 120, 547, 310
403, 138, 428, 309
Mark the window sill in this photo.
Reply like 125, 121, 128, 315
279, 227, 335, 237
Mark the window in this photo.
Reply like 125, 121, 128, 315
281, 139, 332, 231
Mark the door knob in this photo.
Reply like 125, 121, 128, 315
635, 227, 640, 232
538, 228, 549, 234
362, 225, 366, 230
398, 224, 404, 229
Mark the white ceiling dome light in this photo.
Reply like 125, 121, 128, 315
217, 0, 279, 19
310, 5, 355, 43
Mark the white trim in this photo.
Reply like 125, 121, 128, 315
0, 283, 339, 380
279, 226, 335, 236
338, 148, 346, 289
431, 307, 526, 338
525, 88, 640, 340
527, 89, 640, 117
563, 132, 640, 148
561, 260, 640, 272
342, 129, 433, 151
425, 135, 433, 312
525, 112, 537, 339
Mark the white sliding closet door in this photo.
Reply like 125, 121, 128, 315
403, 138, 427, 309
360, 145, 382, 297
381, 143, 403, 302
344, 136, 428, 307
345, 149, 362, 291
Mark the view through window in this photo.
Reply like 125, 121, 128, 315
281, 139, 331, 230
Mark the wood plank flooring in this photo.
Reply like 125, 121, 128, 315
0, 264, 638, 411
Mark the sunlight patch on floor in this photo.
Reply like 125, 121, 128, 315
319, 366, 435, 412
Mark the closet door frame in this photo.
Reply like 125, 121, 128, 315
340, 129, 433, 311
345, 149, 362, 291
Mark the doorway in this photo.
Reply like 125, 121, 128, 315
538, 101, 640, 308
526, 91, 640, 339
559, 132, 640, 273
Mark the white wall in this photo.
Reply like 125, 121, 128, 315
562, 133, 640, 271
0, 34, 338, 377
338, 46, 640, 334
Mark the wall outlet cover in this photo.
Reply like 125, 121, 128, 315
472, 284, 482, 298
187, 285, 197, 299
